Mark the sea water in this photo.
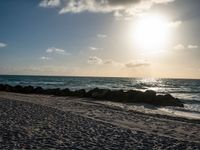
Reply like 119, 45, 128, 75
0, 75, 199, 117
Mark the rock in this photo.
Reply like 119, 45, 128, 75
13, 85, 23, 93
85, 88, 100, 97
155, 94, 183, 107
0, 84, 5, 91
91, 89, 111, 99
141, 90, 157, 103
126, 90, 144, 102
5, 84, 13, 92
23, 86, 34, 94
60, 88, 71, 96
34, 87, 44, 94
73, 89, 86, 97
144, 90, 156, 98
44, 88, 62, 96
0, 83, 183, 107
106, 90, 125, 102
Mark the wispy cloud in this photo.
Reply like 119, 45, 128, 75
39, 0, 60, 8
87, 56, 103, 65
188, 44, 198, 49
153, 0, 175, 3
125, 61, 150, 68
173, 44, 199, 50
104, 60, 116, 65
0, 42, 7, 48
40, 56, 51, 60
89, 46, 102, 51
39, 0, 175, 17
173, 44, 185, 50
87, 56, 149, 69
168, 20, 182, 28
46, 47, 70, 55
97, 34, 107, 38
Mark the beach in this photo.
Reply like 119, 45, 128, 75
0, 92, 199, 149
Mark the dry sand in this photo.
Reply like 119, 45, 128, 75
0, 92, 199, 149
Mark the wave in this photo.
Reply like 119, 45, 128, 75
181, 99, 200, 104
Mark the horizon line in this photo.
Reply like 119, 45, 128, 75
0, 74, 199, 80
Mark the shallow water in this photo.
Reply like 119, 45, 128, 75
0, 75, 200, 114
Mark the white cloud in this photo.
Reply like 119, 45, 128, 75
87, 57, 149, 68
40, 0, 175, 17
88, 56, 103, 65
39, 0, 60, 8
152, 0, 175, 3
89, 46, 102, 51
104, 59, 115, 65
173, 44, 199, 50
173, 44, 185, 50
97, 34, 107, 38
40, 56, 51, 60
188, 45, 198, 49
125, 61, 150, 68
168, 20, 182, 28
46, 47, 70, 55
0, 42, 7, 48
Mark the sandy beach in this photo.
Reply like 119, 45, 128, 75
0, 91, 200, 149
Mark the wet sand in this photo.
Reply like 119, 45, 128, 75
0, 92, 200, 149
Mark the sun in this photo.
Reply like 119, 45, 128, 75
133, 14, 169, 52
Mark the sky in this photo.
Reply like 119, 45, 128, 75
0, 0, 200, 79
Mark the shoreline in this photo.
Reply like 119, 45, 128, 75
0, 84, 184, 107
0, 98, 199, 149
0, 91, 199, 122
1, 92, 200, 138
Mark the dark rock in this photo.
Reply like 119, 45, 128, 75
91, 89, 111, 99
34, 87, 44, 94
144, 90, 156, 98
0, 84, 5, 91
106, 90, 125, 102
155, 94, 183, 107
13, 85, 23, 93
44, 88, 61, 96
141, 90, 157, 103
73, 89, 86, 97
85, 88, 100, 97
23, 86, 34, 94
0, 83, 184, 107
5, 84, 13, 92
126, 90, 144, 102
60, 88, 71, 96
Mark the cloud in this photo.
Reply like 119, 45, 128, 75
46, 47, 70, 55
188, 45, 198, 49
87, 57, 149, 68
125, 61, 150, 68
40, 56, 51, 60
173, 44, 199, 50
173, 44, 185, 50
97, 34, 107, 38
103, 59, 124, 66
168, 21, 182, 28
152, 0, 175, 3
39, 0, 60, 8
89, 46, 102, 51
88, 56, 103, 64
104, 59, 115, 65
89, 46, 99, 51
0, 42, 7, 48
40, 0, 175, 17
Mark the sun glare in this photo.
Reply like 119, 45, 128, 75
133, 14, 170, 52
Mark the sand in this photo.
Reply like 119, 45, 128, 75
0, 92, 200, 149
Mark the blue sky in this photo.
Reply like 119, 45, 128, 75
0, 0, 200, 78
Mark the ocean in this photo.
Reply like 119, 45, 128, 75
0, 75, 200, 116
